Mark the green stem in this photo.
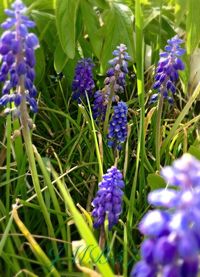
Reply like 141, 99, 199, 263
127, 0, 145, 230
155, 93, 164, 170
99, 225, 106, 250
103, 86, 114, 134
85, 92, 103, 180
67, 224, 72, 272
123, 223, 128, 277
6, 114, 12, 218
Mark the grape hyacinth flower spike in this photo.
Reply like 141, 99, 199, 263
150, 35, 185, 103
131, 154, 200, 277
107, 101, 128, 150
92, 166, 124, 230
93, 44, 130, 122
0, 0, 39, 119
72, 58, 95, 102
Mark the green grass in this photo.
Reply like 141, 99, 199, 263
0, 0, 200, 276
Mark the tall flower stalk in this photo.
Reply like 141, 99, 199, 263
92, 166, 124, 228
92, 44, 130, 132
0, 0, 58, 256
72, 58, 95, 102
151, 35, 185, 169
107, 101, 128, 151
92, 166, 124, 249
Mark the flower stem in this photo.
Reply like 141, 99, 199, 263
99, 225, 106, 250
6, 113, 12, 218
103, 85, 115, 134
155, 93, 164, 170
85, 92, 103, 181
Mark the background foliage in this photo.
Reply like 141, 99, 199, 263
0, 0, 200, 276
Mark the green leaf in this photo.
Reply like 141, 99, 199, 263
35, 47, 45, 84
147, 173, 166, 191
186, 0, 200, 55
88, 0, 109, 9
56, 0, 80, 59
143, 9, 160, 29
188, 145, 200, 160
100, 3, 134, 72
54, 41, 69, 73
0, 0, 7, 35
174, 0, 187, 26
25, 0, 55, 11
80, 0, 102, 58
62, 51, 81, 86
31, 11, 57, 53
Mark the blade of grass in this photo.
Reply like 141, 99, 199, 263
0, 213, 13, 255
19, 95, 58, 257
33, 146, 69, 266
85, 93, 103, 180
12, 203, 60, 277
161, 81, 200, 157
123, 223, 128, 277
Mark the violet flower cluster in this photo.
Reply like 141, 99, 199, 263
93, 44, 130, 121
72, 58, 95, 101
0, 0, 39, 114
92, 166, 124, 230
150, 35, 185, 104
107, 101, 128, 150
131, 154, 200, 277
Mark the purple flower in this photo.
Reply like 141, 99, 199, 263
72, 58, 95, 101
0, 0, 39, 114
93, 44, 130, 122
92, 166, 124, 230
107, 101, 128, 150
161, 153, 200, 189
131, 154, 200, 277
150, 35, 185, 104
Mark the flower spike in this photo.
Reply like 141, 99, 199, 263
92, 166, 124, 230
150, 35, 185, 104
0, 0, 39, 115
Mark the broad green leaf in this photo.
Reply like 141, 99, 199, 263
54, 41, 69, 73
143, 9, 160, 29
174, 0, 187, 26
31, 11, 57, 53
100, 3, 134, 72
186, 0, 200, 55
62, 51, 81, 86
35, 47, 45, 84
88, 0, 109, 9
188, 145, 200, 160
147, 173, 166, 191
56, 0, 80, 59
144, 16, 175, 50
25, 0, 55, 11
80, 0, 102, 58
78, 36, 94, 58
